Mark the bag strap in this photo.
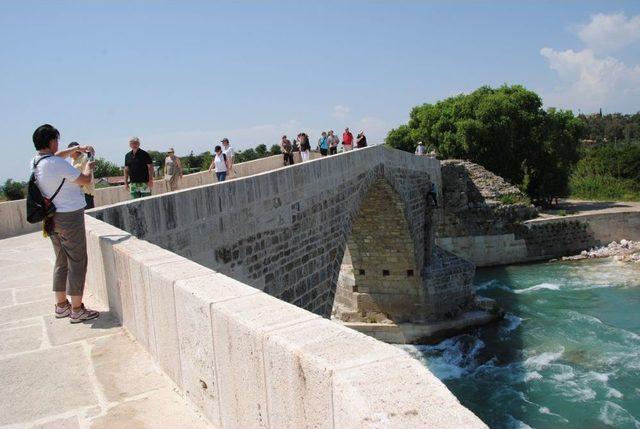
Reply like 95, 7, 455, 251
49, 179, 66, 202
33, 155, 65, 202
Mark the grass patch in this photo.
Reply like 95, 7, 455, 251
497, 193, 531, 205
569, 174, 640, 201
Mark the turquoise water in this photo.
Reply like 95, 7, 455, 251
403, 258, 640, 429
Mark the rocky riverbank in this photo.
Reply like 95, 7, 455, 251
560, 239, 640, 263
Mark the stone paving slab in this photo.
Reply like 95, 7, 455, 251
0, 232, 210, 429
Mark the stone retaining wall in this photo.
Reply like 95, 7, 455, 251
437, 210, 640, 266
83, 216, 487, 429
0, 154, 306, 240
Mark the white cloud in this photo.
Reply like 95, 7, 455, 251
331, 104, 351, 119
577, 12, 640, 53
540, 47, 640, 111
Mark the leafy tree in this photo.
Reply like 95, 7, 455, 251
93, 158, 122, 178
269, 144, 282, 155
386, 85, 584, 205
2, 179, 26, 200
200, 151, 213, 172
236, 148, 259, 163
147, 150, 167, 169
255, 144, 268, 158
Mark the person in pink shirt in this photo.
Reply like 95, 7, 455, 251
342, 127, 354, 151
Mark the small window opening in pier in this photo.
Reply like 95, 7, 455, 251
382, 269, 390, 276
406, 269, 414, 277
359, 269, 365, 276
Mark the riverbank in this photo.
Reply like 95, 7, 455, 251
560, 239, 640, 263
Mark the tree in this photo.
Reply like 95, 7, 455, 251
2, 179, 26, 200
386, 85, 584, 205
93, 158, 122, 178
200, 151, 213, 172
255, 144, 268, 158
269, 144, 282, 155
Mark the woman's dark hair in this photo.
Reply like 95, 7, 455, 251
214, 145, 222, 152
33, 124, 60, 150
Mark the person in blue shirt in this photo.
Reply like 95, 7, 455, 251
317, 131, 329, 156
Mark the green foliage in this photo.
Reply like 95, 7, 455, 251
200, 151, 213, 172
93, 158, 122, 178
569, 140, 640, 201
579, 112, 640, 143
147, 150, 167, 169
236, 148, 259, 163
255, 144, 268, 158
497, 193, 530, 205
2, 179, 26, 200
386, 85, 585, 205
270, 144, 282, 155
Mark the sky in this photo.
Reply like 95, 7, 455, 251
1, 0, 639, 182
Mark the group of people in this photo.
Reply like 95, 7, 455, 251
279, 128, 368, 166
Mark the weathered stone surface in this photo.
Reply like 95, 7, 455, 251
44, 312, 119, 346
0, 289, 13, 306
0, 299, 51, 324
15, 286, 51, 304
89, 387, 209, 429
211, 292, 320, 429
333, 356, 486, 429
26, 415, 80, 429
174, 273, 259, 426
90, 332, 167, 402
0, 324, 43, 356
0, 344, 96, 425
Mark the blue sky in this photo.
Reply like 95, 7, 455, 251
2, 0, 639, 181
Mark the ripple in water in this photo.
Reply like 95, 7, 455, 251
401, 258, 640, 428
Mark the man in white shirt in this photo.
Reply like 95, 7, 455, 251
31, 124, 99, 324
221, 138, 235, 178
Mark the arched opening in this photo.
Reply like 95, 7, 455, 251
332, 178, 430, 323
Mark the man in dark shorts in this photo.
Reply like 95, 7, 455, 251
124, 137, 154, 199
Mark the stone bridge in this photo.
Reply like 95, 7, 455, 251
91, 145, 474, 322
1, 146, 485, 428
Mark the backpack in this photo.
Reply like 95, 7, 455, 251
26, 156, 65, 224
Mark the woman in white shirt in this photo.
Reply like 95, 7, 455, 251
208, 145, 230, 182
31, 124, 99, 324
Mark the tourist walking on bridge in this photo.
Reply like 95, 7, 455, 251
164, 148, 183, 191
208, 145, 230, 182
31, 124, 100, 323
415, 141, 426, 156
318, 131, 329, 156
299, 133, 311, 162
221, 138, 236, 178
67, 142, 95, 209
281, 135, 294, 166
356, 131, 367, 148
342, 127, 353, 151
124, 137, 154, 199
327, 130, 339, 155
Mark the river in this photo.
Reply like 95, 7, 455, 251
402, 258, 640, 428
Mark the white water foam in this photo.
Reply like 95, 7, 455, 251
515, 283, 561, 294
524, 348, 564, 370
599, 401, 640, 428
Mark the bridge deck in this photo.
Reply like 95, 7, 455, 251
0, 233, 209, 428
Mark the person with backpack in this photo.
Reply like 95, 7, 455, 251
28, 124, 100, 323
208, 145, 230, 181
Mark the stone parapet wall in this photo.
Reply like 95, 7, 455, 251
0, 154, 309, 240
83, 215, 487, 429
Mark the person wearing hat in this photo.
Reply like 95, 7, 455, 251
164, 148, 183, 192
67, 141, 96, 209
221, 138, 236, 178
415, 141, 427, 156
356, 130, 367, 149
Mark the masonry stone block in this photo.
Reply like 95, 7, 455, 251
210, 292, 319, 429
145, 259, 212, 386
175, 273, 260, 427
